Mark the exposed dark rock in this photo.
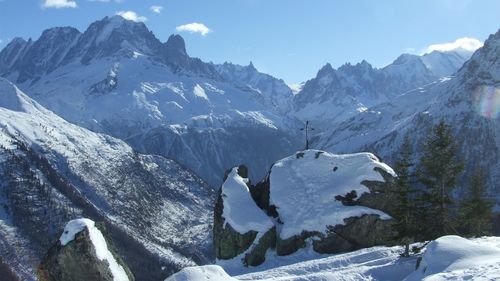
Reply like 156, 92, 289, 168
314, 215, 396, 254
359, 167, 398, 215
244, 227, 276, 266
249, 172, 279, 218
213, 220, 258, 260
335, 190, 358, 206
214, 165, 259, 260
276, 231, 316, 256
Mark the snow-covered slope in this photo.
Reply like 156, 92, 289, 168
0, 78, 214, 281
0, 16, 300, 186
292, 50, 471, 127
316, 29, 500, 205
170, 236, 500, 281
420, 50, 471, 77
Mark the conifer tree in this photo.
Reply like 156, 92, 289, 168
417, 121, 463, 239
392, 137, 419, 257
459, 170, 494, 237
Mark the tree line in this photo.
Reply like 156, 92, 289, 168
391, 121, 495, 257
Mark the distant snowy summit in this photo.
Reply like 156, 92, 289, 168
214, 149, 398, 267
0, 15, 299, 187
292, 49, 473, 125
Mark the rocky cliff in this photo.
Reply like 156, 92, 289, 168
214, 150, 398, 266
38, 218, 134, 281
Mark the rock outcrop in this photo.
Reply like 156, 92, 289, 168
214, 150, 399, 266
213, 165, 276, 266
38, 218, 134, 281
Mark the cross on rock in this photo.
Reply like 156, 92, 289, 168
300, 121, 314, 150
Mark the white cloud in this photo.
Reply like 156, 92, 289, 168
150, 5, 163, 14
176, 23, 211, 36
425, 37, 483, 54
42, 0, 78, 9
116, 10, 147, 22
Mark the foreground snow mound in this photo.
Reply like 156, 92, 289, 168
172, 236, 500, 281
270, 150, 395, 239
405, 235, 500, 281
165, 265, 237, 281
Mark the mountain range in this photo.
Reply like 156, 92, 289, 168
0, 15, 498, 280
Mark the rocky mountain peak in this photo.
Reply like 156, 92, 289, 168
337, 60, 375, 77
317, 63, 334, 77
76, 15, 162, 61
459, 29, 500, 83
247, 61, 257, 71
392, 53, 420, 65
164, 34, 187, 56
7, 37, 28, 46
38, 26, 81, 41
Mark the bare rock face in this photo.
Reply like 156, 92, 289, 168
37, 219, 134, 281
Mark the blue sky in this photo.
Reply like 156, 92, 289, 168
0, 0, 499, 84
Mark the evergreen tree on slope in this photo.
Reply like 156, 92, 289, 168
392, 137, 420, 257
459, 169, 494, 237
418, 121, 463, 239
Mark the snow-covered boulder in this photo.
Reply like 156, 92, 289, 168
405, 235, 500, 281
215, 150, 398, 267
214, 166, 276, 266
37, 218, 134, 281
270, 150, 397, 255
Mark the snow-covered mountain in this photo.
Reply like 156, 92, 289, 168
316, 29, 500, 206
292, 50, 472, 126
0, 78, 215, 281
0, 16, 300, 186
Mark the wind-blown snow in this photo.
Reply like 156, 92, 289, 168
269, 150, 394, 239
221, 167, 274, 234
60, 218, 130, 281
